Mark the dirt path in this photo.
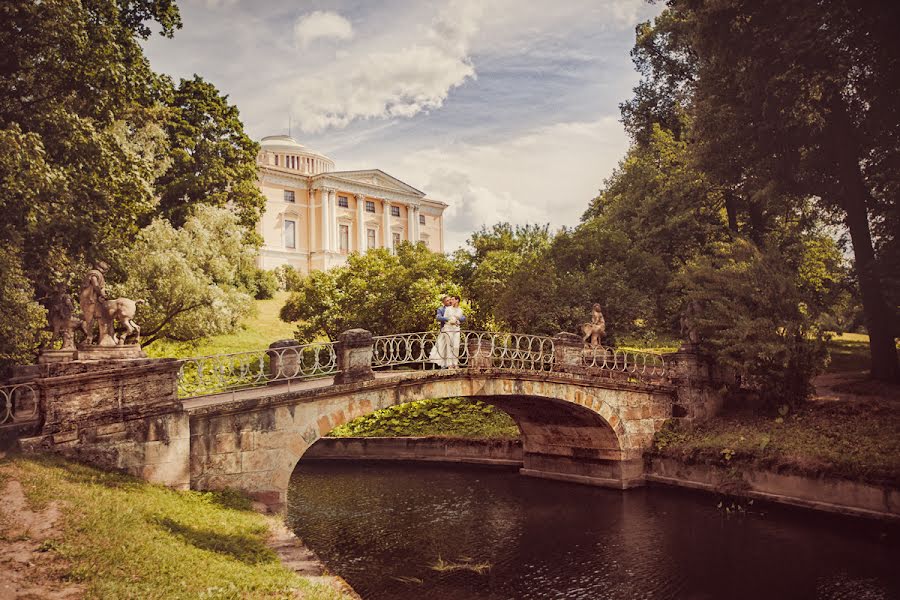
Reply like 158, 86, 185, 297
0, 479, 83, 600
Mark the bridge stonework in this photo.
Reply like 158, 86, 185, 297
8, 330, 727, 511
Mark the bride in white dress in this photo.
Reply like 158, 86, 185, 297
431, 296, 465, 368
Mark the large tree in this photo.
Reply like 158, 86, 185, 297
649, 0, 899, 380
154, 75, 265, 231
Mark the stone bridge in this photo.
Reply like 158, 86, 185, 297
5, 330, 725, 510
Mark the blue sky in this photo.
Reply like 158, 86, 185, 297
142, 0, 662, 249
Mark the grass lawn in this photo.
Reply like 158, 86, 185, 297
0, 456, 350, 599
825, 331, 873, 373
145, 292, 296, 359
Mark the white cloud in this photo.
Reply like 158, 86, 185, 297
293, 11, 354, 49
291, 0, 482, 133
368, 117, 629, 250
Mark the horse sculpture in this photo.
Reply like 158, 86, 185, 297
102, 298, 145, 344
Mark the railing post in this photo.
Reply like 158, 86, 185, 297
466, 334, 493, 369
552, 332, 584, 373
334, 329, 375, 385
267, 339, 299, 380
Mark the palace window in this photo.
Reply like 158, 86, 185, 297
367, 229, 376, 250
339, 225, 349, 254
274, 154, 279, 166
365, 200, 375, 213
391, 206, 400, 217
284, 190, 295, 203
419, 214, 426, 225
392, 232, 401, 250
338, 195, 349, 208
284, 220, 296, 249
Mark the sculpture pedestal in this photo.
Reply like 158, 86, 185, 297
38, 349, 78, 364
76, 345, 147, 361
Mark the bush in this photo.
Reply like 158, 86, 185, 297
251, 268, 279, 300
272, 264, 303, 292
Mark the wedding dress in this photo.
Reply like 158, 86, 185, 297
430, 306, 463, 368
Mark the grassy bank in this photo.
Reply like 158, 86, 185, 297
0, 456, 350, 599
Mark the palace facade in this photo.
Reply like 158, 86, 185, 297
255, 135, 447, 274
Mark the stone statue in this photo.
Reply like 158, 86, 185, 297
101, 297, 144, 345
680, 300, 702, 349
48, 283, 79, 351
79, 262, 112, 345
581, 303, 606, 347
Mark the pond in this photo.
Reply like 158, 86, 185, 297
287, 461, 900, 600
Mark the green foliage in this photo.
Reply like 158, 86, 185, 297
329, 398, 520, 439
272, 264, 304, 292
0, 246, 49, 370
281, 243, 459, 342
154, 75, 265, 230
245, 268, 279, 300
678, 239, 828, 405
119, 206, 255, 345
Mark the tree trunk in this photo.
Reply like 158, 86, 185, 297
833, 137, 899, 381
723, 188, 739, 233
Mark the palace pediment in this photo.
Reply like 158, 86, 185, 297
324, 169, 425, 198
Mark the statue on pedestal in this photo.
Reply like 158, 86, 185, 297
581, 303, 606, 347
79, 261, 113, 345
679, 300, 702, 351
48, 283, 80, 351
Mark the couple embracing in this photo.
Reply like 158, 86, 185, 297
430, 295, 465, 368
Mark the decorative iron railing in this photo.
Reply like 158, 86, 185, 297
0, 382, 39, 426
582, 346, 669, 378
177, 341, 338, 398
371, 330, 556, 372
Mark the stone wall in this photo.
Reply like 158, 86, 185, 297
303, 436, 523, 465
18, 359, 189, 490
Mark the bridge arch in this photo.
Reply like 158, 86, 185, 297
187, 371, 674, 509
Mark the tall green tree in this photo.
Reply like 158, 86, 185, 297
154, 75, 265, 230
649, 0, 899, 380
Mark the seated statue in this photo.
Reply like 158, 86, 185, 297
581, 303, 606, 347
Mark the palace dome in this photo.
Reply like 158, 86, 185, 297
258, 135, 334, 175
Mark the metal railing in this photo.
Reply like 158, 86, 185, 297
0, 382, 39, 426
371, 330, 555, 372
177, 341, 338, 398
582, 346, 669, 378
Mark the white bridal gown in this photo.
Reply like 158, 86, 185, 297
431, 306, 463, 368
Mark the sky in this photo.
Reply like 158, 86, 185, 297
142, 0, 663, 250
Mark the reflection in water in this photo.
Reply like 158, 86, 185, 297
287, 461, 900, 600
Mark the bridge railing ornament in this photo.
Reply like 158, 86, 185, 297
177, 341, 338, 398
581, 345, 669, 379
371, 330, 556, 372
0, 382, 39, 426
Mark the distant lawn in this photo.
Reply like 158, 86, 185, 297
825, 332, 873, 373
145, 292, 296, 359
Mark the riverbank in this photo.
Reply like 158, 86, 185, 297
0, 455, 356, 599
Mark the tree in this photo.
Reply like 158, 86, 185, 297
678, 239, 831, 406
281, 244, 459, 342
453, 223, 552, 328
154, 76, 265, 230
0, 0, 179, 301
651, 0, 899, 380
118, 206, 256, 345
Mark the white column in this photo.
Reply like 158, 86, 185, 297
308, 190, 315, 254
319, 189, 329, 254
407, 204, 415, 241
413, 206, 421, 241
328, 190, 337, 252
383, 200, 392, 252
356, 194, 366, 251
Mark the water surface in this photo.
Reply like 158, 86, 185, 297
287, 461, 900, 600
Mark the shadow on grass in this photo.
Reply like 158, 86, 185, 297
826, 337, 871, 373
154, 516, 277, 565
